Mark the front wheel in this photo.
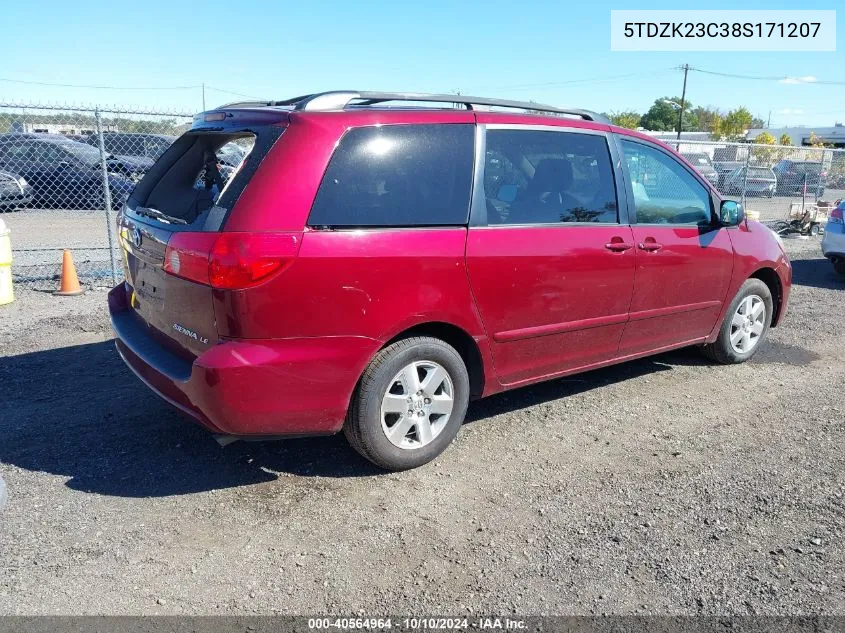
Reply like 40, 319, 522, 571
344, 337, 470, 470
701, 278, 773, 364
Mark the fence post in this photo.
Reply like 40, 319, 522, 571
94, 108, 118, 286
741, 145, 751, 207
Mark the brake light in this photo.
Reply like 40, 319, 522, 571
209, 233, 295, 289
830, 206, 844, 225
163, 233, 217, 285
163, 232, 298, 289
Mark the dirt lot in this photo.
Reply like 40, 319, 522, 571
0, 230, 843, 616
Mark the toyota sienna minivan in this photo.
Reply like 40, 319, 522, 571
110, 91, 792, 470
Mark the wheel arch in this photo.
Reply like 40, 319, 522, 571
749, 267, 783, 327
382, 322, 487, 398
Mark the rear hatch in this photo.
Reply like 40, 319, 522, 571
117, 108, 288, 359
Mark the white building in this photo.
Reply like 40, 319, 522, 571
747, 124, 845, 148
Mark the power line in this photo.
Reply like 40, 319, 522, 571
687, 66, 845, 85
203, 86, 262, 100
0, 76, 202, 90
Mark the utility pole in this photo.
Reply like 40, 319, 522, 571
202, 83, 206, 111
767, 110, 771, 128
676, 63, 689, 141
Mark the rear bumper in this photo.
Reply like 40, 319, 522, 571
109, 284, 381, 437
822, 225, 845, 259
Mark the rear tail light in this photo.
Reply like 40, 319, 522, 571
163, 232, 298, 289
830, 207, 844, 225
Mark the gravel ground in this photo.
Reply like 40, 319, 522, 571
0, 234, 843, 616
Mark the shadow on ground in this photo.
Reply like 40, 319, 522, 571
0, 335, 807, 498
790, 257, 845, 290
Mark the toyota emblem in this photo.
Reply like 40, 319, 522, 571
131, 226, 142, 248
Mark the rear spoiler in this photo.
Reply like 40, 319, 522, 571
192, 108, 291, 131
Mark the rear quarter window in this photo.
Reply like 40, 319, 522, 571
308, 124, 475, 228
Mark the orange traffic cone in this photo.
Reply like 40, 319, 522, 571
55, 249, 84, 296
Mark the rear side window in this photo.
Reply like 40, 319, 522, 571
483, 129, 618, 225
308, 124, 474, 228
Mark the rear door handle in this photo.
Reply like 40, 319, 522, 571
638, 241, 663, 252
604, 241, 633, 252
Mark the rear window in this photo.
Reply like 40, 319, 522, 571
792, 163, 822, 175
748, 167, 773, 178
308, 124, 474, 228
127, 130, 274, 230
683, 154, 712, 167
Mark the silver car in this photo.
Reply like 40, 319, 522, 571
723, 166, 777, 197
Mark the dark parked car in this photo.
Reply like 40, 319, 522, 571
713, 161, 744, 191
0, 134, 135, 210
681, 152, 719, 187
85, 132, 176, 179
0, 170, 33, 211
111, 91, 791, 470
773, 159, 826, 196
723, 166, 777, 197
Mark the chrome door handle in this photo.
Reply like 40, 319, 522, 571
637, 242, 663, 252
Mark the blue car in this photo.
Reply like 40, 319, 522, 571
0, 133, 136, 210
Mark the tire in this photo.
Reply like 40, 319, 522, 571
344, 336, 470, 471
833, 258, 845, 276
701, 278, 773, 364
810, 224, 820, 237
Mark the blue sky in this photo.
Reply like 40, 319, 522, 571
1, 0, 842, 127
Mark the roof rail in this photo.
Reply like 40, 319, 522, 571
215, 91, 609, 124
294, 91, 609, 123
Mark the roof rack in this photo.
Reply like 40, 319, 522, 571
217, 91, 609, 124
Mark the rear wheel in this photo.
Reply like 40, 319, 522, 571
344, 337, 469, 470
833, 258, 845, 276
701, 278, 773, 364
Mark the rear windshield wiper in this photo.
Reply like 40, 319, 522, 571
136, 206, 188, 225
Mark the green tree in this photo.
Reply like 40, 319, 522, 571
751, 116, 766, 129
752, 131, 778, 164
720, 107, 753, 139
754, 131, 776, 145
690, 106, 721, 133
779, 134, 792, 146
640, 97, 683, 131
607, 111, 641, 129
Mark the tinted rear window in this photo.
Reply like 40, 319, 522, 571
748, 167, 774, 178
308, 124, 474, 227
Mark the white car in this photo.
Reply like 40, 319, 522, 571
821, 200, 845, 276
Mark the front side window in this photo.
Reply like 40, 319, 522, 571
620, 139, 712, 225
308, 124, 474, 228
484, 129, 618, 225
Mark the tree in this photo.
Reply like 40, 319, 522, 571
754, 132, 776, 145
720, 107, 753, 139
639, 97, 700, 132
751, 116, 766, 129
779, 134, 792, 146
807, 132, 828, 147
690, 106, 721, 133
752, 131, 778, 163
607, 111, 641, 129
640, 97, 682, 131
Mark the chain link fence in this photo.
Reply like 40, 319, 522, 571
2, 101, 844, 291
0, 102, 193, 289
662, 139, 845, 230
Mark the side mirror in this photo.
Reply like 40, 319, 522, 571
720, 199, 745, 226
497, 184, 518, 203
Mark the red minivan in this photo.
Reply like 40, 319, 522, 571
109, 91, 791, 470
